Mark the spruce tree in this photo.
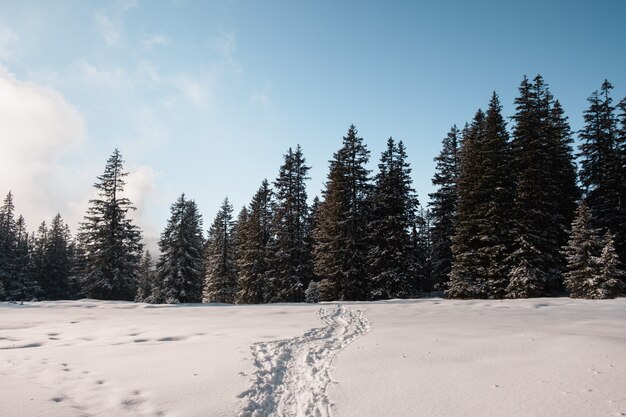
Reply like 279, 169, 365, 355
508, 75, 576, 297
0, 192, 17, 300
561, 205, 624, 300
78, 149, 143, 301
414, 208, 433, 292
313, 125, 372, 301
11, 215, 38, 300
152, 194, 205, 303
429, 125, 460, 292
203, 198, 237, 303
236, 180, 274, 304
448, 94, 514, 299
34, 214, 73, 300
136, 250, 156, 302
267, 146, 313, 302
579, 80, 626, 265
368, 138, 419, 299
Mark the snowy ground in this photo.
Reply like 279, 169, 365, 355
1, 298, 625, 417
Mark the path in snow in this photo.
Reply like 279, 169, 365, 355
238, 305, 371, 417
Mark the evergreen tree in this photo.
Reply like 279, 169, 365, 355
595, 231, 625, 298
368, 138, 419, 299
10, 215, 38, 300
267, 146, 313, 302
428, 125, 460, 291
236, 180, 274, 304
413, 208, 433, 293
563, 203, 606, 298
203, 198, 237, 303
448, 94, 514, 299
152, 194, 205, 303
34, 214, 73, 300
0, 192, 17, 300
77, 149, 143, 300
136, 250, 156, 302
508, 75, 576, 297
579, 80, 626, 265
314, 126, 372, 301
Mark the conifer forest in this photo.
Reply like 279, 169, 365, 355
1, 76, 625, 303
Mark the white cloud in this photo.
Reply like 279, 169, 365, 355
143, 34, 169, 50
0, 67, 86, 230
95, 12, 121, 47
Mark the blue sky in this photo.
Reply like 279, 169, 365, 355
1, 0, 625, 250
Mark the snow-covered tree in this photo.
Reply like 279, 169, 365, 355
579, 80, 626, 266
304, 280, 320, 303
367, 138, 419, 299
595, 231, 625, 298
152, 194, 205, 303
508, 75, 577, 297
448, 93, 514, 299
313, 126, 372, 301
33, 214, 73, 300
236, 180, 274, 304
0, 192, 17, 300
267, 146, 313, 302
563, 203, 604, 298
203, 198, 237, 303
429, 125, 460, 291
135, 250, 156, 302
77, 149, 143, 300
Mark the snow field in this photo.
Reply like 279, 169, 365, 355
1, 298, 625, 417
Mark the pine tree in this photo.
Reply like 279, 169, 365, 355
368, 138, 419, 299
0, 192, 17, 300
236, 180, 274, 304
10, 215, 38, 300
579, 80, 626, 266
314, 126, 372, 301
429, 125, 460, 291
78, 149, 143, 301
203, 198, 237, 303
136, 250, 156, 302
508, 75, 576, 297
595, 231, 625, 298
267, 146, 313, 302
563, 203, 604, 298
413, 208, 433, 292
34, 214, 73, 300
152, 194, 205, 303
448, 94, 514, 299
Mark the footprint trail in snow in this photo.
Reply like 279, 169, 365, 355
238, 305, 371, 417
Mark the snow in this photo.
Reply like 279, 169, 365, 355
1, 298, 625, 417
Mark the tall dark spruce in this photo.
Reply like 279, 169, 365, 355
266, 145, 313, 302
313, 125, 372, 301
367, 138, 419, 299
136, 250, 156, 302
0, 192, 16, 300
448, 93, 514, 298
508, 75, 578, 297
428, 125, 460, 291
77, 149, 143, 300
33, 214, 73, 300
151, 194, 205, 303
203, 198, 237, 303
579, 80, 626, 268
236, 180, 274, 304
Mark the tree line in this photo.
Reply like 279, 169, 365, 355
0, 75, 624, 303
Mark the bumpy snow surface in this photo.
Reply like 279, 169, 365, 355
238, 305, 370, 417
1, 298, 625, 417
